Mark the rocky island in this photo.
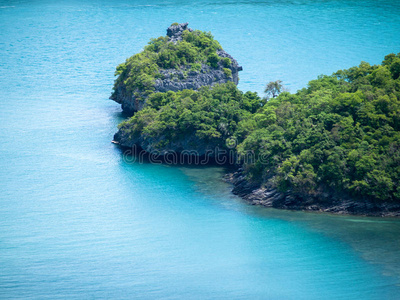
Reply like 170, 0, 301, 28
111, 23, 400, 217
110, 23, 242, 114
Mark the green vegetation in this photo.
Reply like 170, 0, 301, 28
112, 29, 224, 101
118, 82, 262, 149
222, 57, 232, 67
191, 63, 202, 72
223, 68, 232, 78
264, 80, 286, 99
236, 53, 400, 202
117, 53, 400, 204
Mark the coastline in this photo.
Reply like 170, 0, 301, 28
224, 168, 400, 217
114, 142, 400, 218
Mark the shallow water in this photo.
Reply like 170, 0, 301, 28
1, 0, 400, 299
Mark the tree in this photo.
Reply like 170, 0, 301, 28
264, 80, 286, 99
389, 57, 400, 79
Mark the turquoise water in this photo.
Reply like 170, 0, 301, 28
1, 0, 400, 299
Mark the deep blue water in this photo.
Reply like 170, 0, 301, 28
1, 0, 400, 299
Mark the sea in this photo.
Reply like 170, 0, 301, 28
1, 0, 400, 299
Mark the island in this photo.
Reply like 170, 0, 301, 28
111, 23, 400, 217
110, 22, 242, 114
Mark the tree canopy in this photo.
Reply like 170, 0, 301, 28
264, 80, 286, 99
236, 53, 400, 202
117, 82, 262, 150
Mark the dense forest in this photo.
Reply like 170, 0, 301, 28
116, 82, 261, 151
236, 54, 400, 203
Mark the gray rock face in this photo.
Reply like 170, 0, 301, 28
167, 22, 193, 43
154, 61, 240, 93
110, 23, 242, 114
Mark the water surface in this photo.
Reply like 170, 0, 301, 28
1, 0, 400, 299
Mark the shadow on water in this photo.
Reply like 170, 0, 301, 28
179, 164, 400, 286
115, 150, 400, 286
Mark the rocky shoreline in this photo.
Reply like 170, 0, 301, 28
224, 168, 400, 217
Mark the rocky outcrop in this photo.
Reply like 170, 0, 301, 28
225, 168, 400, 217
110, 23, 242, 114
154, 60, 240, 93
167, 22, 193, 43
